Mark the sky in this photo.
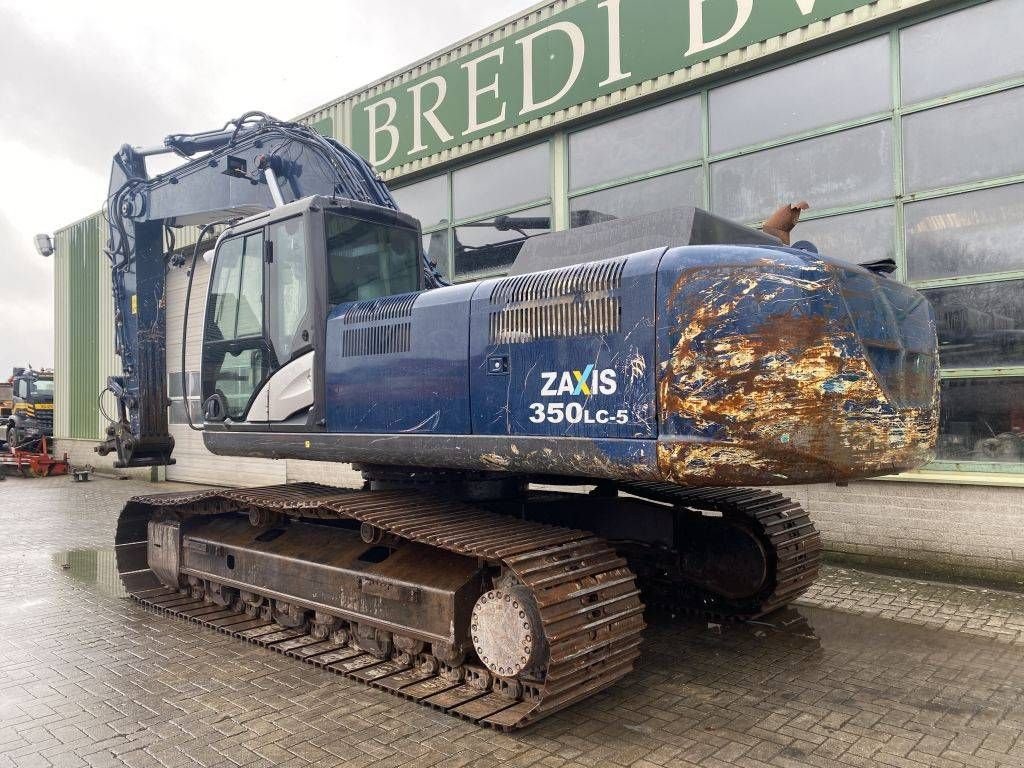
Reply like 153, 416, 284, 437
0, 0, 529, 376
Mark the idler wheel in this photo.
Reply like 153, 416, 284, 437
471, 586, 544, 679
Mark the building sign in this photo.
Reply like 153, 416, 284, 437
352, 0, 874, 170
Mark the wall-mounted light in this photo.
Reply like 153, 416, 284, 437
33, 233, 54, 257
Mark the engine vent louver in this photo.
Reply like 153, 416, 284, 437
341, 323, 411, 357
488, 258, 625, 344
342, 293, 418, 325
490, 258, 625, 304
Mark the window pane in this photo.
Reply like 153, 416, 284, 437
790, 208, 895, 266
424, 230, 449, 280
569, 97, 702, 191
904, 88, 1024, 193
235, 233, 265, 338
905, 184, 1024, 281
453, 205, 550, 282
453, 144, 550, 220
392, 174, 448, 230
268, 218, 308, 365
901, 0, 1024, 105
710, 37, 891, 154
169, 400, 203, 425
936, 377, 1024, 464
168, 372, 183, 399
569, 169, 704, 227
214, 348, 265, 421
923, 281, 1024, 369
209, 233, 264, 341
711, 122, 893, 222
208, 236, 243, 340
326, 214, 420, 304
167, 373, 201, 400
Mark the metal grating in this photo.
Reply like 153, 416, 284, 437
490, 258, 625, 305
490, 296, 621, 344
488, 258, 625, 344
342, 293, 418, 325
341, 323, 412, 357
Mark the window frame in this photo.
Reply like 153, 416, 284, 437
391, 139, 554, 282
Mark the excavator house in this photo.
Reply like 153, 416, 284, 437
103, 114, 938, 729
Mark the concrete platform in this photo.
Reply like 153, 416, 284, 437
1, 475, 1023, 768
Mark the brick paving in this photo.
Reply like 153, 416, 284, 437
2, 475, 1024, 768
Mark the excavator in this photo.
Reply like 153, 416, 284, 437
101, 112, 938, 729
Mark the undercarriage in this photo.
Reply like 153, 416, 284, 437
114, 476, 820, 730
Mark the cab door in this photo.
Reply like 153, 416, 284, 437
201, 230, 271, 424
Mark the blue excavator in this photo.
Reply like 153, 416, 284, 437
102, 112, 938, 728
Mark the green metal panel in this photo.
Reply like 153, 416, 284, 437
351, 0, 876, 170
65, 216, 102, 440
309, 116, 334, 137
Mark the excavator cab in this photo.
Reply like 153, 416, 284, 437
200, 196, 423, 429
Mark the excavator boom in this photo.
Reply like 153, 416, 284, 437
100, 112, 439, 468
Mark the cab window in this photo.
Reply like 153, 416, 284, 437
208, 232, 264, 340
267, 218, 309, 365
326, 214, 419, 304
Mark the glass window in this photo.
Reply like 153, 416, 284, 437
923, 281, 1024, 369
210, 348, 264, 421
452, 144, 550, 220
901, 0, 1024, 105
325, 214, 420, 304
710, 37, 891, 154
569, 169, 704, 227
711, 122, 893, 222
790, 208, 895, 267
267, 218, 309, 365
905, 184, 1024, 281
392, 174, 449, 230
936, 377, 1024, 464
208, 232, 264, 341
32, 379, 54, 397
569, 97, 702, 191
169, 399, 202, 426
168, 372, 201, 399
904, 88, 1024, 193
424, 230, 449, 279
453, 205, 551, 282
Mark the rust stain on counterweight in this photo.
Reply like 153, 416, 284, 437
657, 262, 938, 486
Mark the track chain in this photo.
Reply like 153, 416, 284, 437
612, 482, 823, 619
115, 483, 644, 730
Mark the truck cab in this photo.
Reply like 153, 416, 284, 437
7, 367, 55, 451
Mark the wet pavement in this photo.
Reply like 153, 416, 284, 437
2, 475, 1024, 768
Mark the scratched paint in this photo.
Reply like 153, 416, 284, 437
655, 249, 938, 486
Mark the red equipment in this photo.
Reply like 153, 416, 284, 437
0, 436, 69, 478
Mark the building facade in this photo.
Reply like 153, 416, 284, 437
53, 0, 1023, 584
